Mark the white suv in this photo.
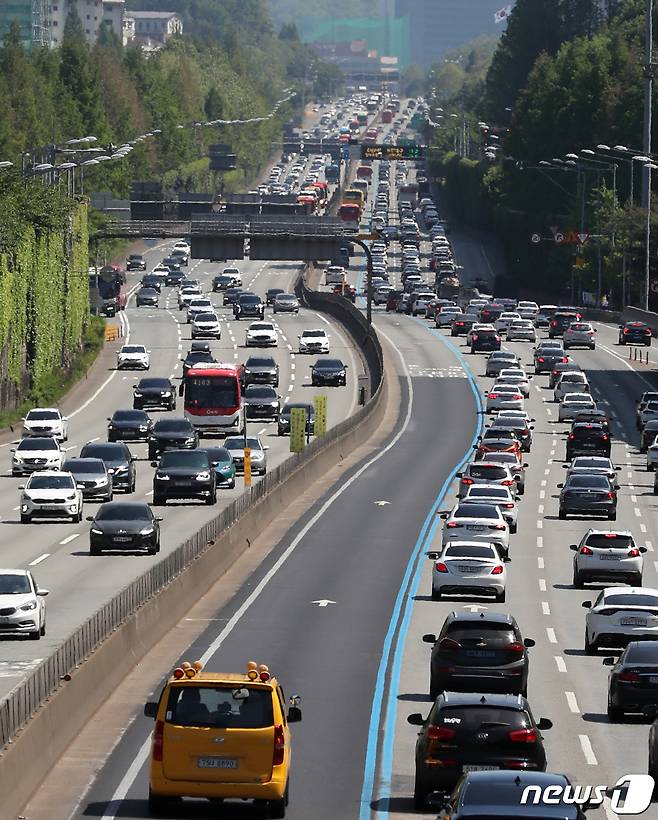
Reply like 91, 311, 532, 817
22, 408, 68, 442
19, 471, 83, 524
117, 344, 150, 370
572, 529, 646, 588
584, 587, 658, 653
298, 329, 330, 354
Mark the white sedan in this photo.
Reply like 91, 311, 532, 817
506, 320, 536, 342
554, 372, 590, 401
427, 541, 508, 602
495, 369, 531, 398
191, 312, 221, 339
494, 312, 521, 333
246, 322, 278, 347
436, 307, 463, 327
298, 329, 330, 354
11, 437, 64, 476
117, 344, 150, 370
584, 586, 658, 653
461, 484, 518, 533
22, 408, 68, 442
440, 502, 510, 558
485, 385, 525, 413
558, 393, 596, 421
0, 569, 48, 639
19, 471, 83, 524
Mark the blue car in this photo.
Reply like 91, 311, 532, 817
202, 447, 236, 489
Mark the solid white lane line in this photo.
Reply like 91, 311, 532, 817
29, 553, 50, 566
542, 601, 551, 615
555, 656, 567, 673
59, 533, 79, 545
539, 578, 547, 591
546, 627, 557, 644
565, 691, 580, 714
579, 734, 598, 765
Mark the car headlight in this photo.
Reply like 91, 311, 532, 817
195, 471, 210, 481
134, 391, 142, 397
251, 452, 264, 461
271, 401, 279, 406
245, 369, 252, 374
185, 437, 196, 444
139, 425, 148, 431
161, 391, 171, 397
156, 474, 170, 480
20, 601, 37, 611
13, 455, 22, 462
66, 493, 77, 500
140, 526, 155, 536
96, 477, 108, 485
114, 465, 127, 473
219, 464, 231, 473
21, 503, 29, 512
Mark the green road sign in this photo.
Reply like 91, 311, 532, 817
360, 144, 424, 161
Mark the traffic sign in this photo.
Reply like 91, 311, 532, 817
555, 232, 565, 243
314, 396, 327, 437
530, 233, 541, 244
360, 144, 425, 161
290, 407, 307, 453
565, 230, 579, 244
577, 232, 590, 245
651, 278, 658, 294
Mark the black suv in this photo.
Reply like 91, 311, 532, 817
126, 253, 146, 271
78, 441, 136, 493
212, 274, 234, 292
423, 612, 534, 699
266, 287, 285, 305
244, 356, 279, 387
165, 270, 185, 287
107, 409, 152, 442
133, 377, 176, 411
244, 385, 280, 419
408, 692, 551, 809
148, 418, 198, 460
152, 449, 216, 506
182, 350, 216, 377
470, 327, 501, 353
566, 422, 611, 459
549, 310, 580, 337
619, 320, 652, 345
140, 274, 161, 293
234, 293, 264, 320
606, 641, 658, 720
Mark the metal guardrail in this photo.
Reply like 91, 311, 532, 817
0, 286, 384, 749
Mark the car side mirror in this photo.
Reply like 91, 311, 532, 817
503, 555, 512, 563
537, 718, 552, 731
582, 600, 592, 609
562, 464, 568, 469
10, 448, 15, 453
106, 417, 111, 422
77, 484, 85, 489
438, 512, 448, 519
144, 701, 158, 719
570, 545, 578, 551
86, 515, 94, 521
602, 656, 615, 666
524, 638, 535, 648
523, 462, 528, 467
155, 516, 164, 522
263, 445, 270, 451
426, 551, 439, 560
640, 547, 648, 553
178, 383, 184, 396
36, 588, 49, 596
456, 472, 463, 478
422, 633, 437, 644
407, 713, 424, 726
557, 483, 563, 489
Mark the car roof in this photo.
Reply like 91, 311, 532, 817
0, 568, 29, 576
445, 610, 517, 626
440, 692, 525, 707
603, 586, 658, 598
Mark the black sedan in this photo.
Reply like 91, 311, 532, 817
136, 287, 159, 308
223, 287, 243, 306
126, 254, 146, 271
182, 350, 216, 376
140, 275, 161, 293
78, 441, 136, 493
423, 612, 535, 699
133, 378, 176, 411
557, 474, 617, 520
310, 358, 347, 386
244, 385, 280, 420
152, 449, 216, 506
165, 270, 185, 287
278, 402, 315, 436
161, 256, 182, 272
244, 356, 279, 387
234, 294, 265, 320
605, 641, 658, 720
408, 692, 551, 809
148, 418, 198, 459
87, 501, 162, 555
490, 417, 534, 452
566, 422, 611, 459
619, 320, 652, 345
107, 409, 152, 442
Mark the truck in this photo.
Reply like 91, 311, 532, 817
89, 266, 126, 317
436, 274, 460, 302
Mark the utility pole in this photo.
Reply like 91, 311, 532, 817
643, 0, 654, 309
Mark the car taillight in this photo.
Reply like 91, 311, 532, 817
427, 726, 456, 741
568, 434, 575, 440
273, 724, 285, 766
491, 565, 504, 575
561, 357, 569, 363
537, 357, 545, 363
152, 720, 164, 762
628, 548, 641, 557
508, 642, 525, 653
624, 328, 630, 334
646, 329, 652, 335
602, 434, 609, 441
505, 503, 515, 509
502, 479, 515, 486
508, 728, 538, 743
435, 562, 449, 573
446, 522, 458, 528
579, 546, 593, 555
462, 477, 474, 485
439, 637, 459, 649
495, 335, 501, 342
618, 671, 641, 683
491, 523, 506, 530
606, 492, 615, 500
550, 320, 557, 327
488, 393, 499, 399
472, 334, 479, 341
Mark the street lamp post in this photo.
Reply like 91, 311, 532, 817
643, 162, 656, 310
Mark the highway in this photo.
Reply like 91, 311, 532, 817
17, 100, 658, 820
0, 243, 363, 700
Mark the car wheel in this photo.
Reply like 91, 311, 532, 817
413, 775, 427, 811
29, 629, 40, 640
40, 620, 46, 637
495, 589, 506, 603
148, 790, 179, 815
229, 478, 235, 489
607, 696, 624, 723
429, 677, 442, 700
20, 513, 31, 524
558, 508, 567, 520
106, 491, 113, 502
510, 522, 518, 534
632, 573, 643, 586
130, 476, 136, 493
585, 632, 598, 655
608, 511, 617, 521
431, 585, 441, 601
573, 569, 584, 589
206, 491, 217, 505
268, 783, 288, 819
147, 544, 160, 556
153, 494, 165, 506
90, 544, 102, 556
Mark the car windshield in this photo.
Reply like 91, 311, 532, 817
432, 705, 527, 731
26, 410, 58, 420
96, 504, 149, 522
81, 444, 125, 460
28, 475, 75, 489
240, 295, 261, 304
195, 313, 217, 322
573, 458, 610, 468
302, 331, 326, 338
154, 420, 192, 433
203, 447, 231, 463
280, 404, 312, 417
315, 360, 344, 369
276, 294, 296, 301
165, 685, 273, 729
461, 780, 570, 810
444, 544, 497, 558
225, 437, 261, 450
249, 324, 273, 331
112, 411, 146, 421
493, 419, 526, 429
246, 358, 275, 367
122, 346, 145, 354
466, 487, 509, 499
63, 460, 103, 474
605, 594, 658, 607
454, 504, 499, 519
584, 534, 634, 549
0, 575, 30, 594
626, 643, 658, 662
566, 476, 610, 488
159, 451, 208, 469
18, 439, 58, 451
246, 387, 276, 399
468, 465, 507, 479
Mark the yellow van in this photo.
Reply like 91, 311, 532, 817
146, 660, 301, 817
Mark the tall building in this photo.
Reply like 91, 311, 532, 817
123, 11, 182, 46
48, 0, 124, 47
394, 0, 507, 68
0, 0, 51, 49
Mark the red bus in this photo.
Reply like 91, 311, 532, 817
356, 165, 373, 180
180, 362, 245, 436
339, 203, 361, 223
382, 109, 393, 124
